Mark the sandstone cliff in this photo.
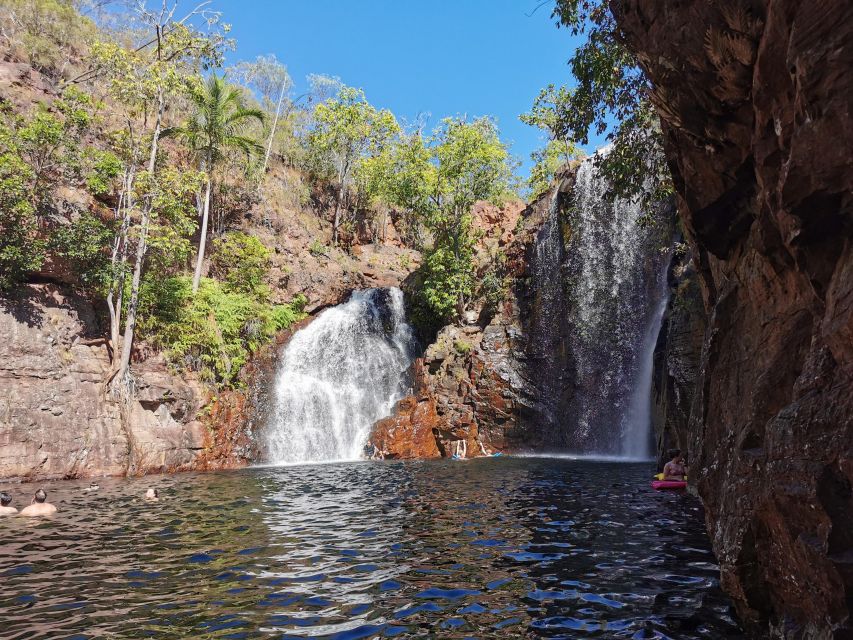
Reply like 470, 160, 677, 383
0, 284, 209, 480
615, 1, 853, 636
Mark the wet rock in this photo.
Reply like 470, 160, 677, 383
652, 251, 707, 468
370, 395, 442, 459
615, 0, 853, 635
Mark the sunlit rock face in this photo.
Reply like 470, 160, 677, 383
614, 0, 853, 635
0, 284, 209, 481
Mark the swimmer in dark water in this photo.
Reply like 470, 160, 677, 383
145, 488, 159, 501
662, 450, 687, 481
0, 491, 17, 515
19, 489, 57, 516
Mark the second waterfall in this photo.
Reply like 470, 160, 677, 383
526, 152, 672, 459
265, 288, 417, 464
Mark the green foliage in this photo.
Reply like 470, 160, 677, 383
0, 0, 98, 80
135, 167, 203, 271
137, 275, 305, 385
14, 88, 94, 197
415, 243, 474, 326
544, 0, 672, 205
51, 214, 116, 294
454, 339, 472, 355
308, 238, 328, 257
0, 91, 96, 290
307, 86, 399, 187
0, 130, 42, 290
209, 231, 271, 298
527, 138, 583, 199
371, 117, 514, 326
164, 74, 266, 169
479, 267, 507, 315
84, 149, 122, 195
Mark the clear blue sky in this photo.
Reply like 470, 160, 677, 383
215, 0, 605, 178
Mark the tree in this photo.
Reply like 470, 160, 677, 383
229, 54, 291, 178
542, 0, 672, 204
520, 83, 583, 198
88, 1, 230, 393
0, 89, 93, 290
356, 131, 433, 247
307, 86, 399, 245
526, 138, 583, 199
162, 73, 265, 293
366, 117, 514, 323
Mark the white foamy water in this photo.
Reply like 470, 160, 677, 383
533, 150, 671, 458
265, 288, 417, 464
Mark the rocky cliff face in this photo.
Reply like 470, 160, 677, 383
615, 0, 853, 636
651, 250, 707, 469
0, 284, 210, 480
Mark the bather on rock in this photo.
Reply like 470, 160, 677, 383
0, 492, 17, 515
19, 489, 57, 516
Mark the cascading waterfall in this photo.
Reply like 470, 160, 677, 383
265, 287, 417, 464
532, 151, 671, 458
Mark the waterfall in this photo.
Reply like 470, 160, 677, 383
265, 288, 417, 464
527, 152, 671, 458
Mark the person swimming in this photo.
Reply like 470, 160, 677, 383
0, 491, 17, 515
19, 489, 57, 516
145, 488, 159, 501
662, 449, 687, 481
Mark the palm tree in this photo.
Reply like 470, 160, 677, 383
163, 74, 265, 293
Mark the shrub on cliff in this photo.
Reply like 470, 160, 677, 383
209, 231, 271, 300
137, 275, 306, 386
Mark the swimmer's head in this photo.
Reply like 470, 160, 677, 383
0, 492, 11, 506
34, 489, 47, 503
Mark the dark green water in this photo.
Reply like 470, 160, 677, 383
0, 458, 743, 638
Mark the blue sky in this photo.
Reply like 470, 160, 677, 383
215, 0, 604, 178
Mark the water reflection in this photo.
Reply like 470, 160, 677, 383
0, 458, 743, 638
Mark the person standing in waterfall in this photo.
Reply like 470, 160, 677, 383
662, 450, 687, 481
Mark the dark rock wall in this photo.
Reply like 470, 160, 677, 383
614, 0, 853, 636
651, 251, 707, 469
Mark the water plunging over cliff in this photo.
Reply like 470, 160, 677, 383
266, 288, 417, 464
528, 153, 671, 458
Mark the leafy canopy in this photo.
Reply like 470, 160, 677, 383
362, 116, 514, 326
528, 1, 672, 204
307, 86, 400, 183
162, 73, 265, 169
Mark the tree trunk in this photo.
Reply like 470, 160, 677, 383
192, 176, 213, 293
106, 167, 134, 360
112, 84, 164, 392
332, 184, 343, 246
259, 80, 286, 188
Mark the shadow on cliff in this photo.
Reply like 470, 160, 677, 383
0, 289, 45, 328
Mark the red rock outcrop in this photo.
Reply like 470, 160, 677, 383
370, 393, 442, 460
614, 1, 853, 636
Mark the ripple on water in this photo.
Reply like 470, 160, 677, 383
0, 458, 744, 638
